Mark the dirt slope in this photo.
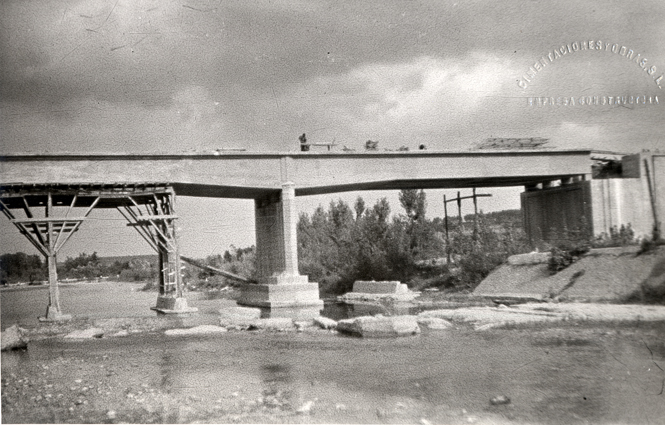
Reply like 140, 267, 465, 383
473, 246, 665, 302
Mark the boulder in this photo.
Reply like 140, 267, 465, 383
336, 315, 420, 337
416, 316, 453, 330
313, 316, 337, 330
64, 328, 104, 339
165, 325, 228, 336
1, 324, 28, 351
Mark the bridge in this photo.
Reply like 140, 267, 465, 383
0, 149, 594, 319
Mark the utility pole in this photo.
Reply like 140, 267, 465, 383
443, 189, 492, 265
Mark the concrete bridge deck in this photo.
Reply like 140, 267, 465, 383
0, 149, 592, 198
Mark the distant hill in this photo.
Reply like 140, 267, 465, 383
464, 209, 522, 227
56, 254, 157, 268
97, 255, 158, 266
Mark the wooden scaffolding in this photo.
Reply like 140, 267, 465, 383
0, 183, 193, 320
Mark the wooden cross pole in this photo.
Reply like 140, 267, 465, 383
443, 189, 493, 264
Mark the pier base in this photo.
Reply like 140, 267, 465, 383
151, 296, 198, 315
38, 305, 72, 322
237, 277, 323, 309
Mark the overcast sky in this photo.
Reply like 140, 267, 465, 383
1, 0, 664, 258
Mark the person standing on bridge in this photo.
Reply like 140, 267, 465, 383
299, 133, 309, 151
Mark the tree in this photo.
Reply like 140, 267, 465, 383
0, 252, 46, 284
399, 189, 426, 222
354, 196, 366, 220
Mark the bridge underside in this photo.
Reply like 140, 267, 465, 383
171, 174, 585, 199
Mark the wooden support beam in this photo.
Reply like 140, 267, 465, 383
11, 217, 87, 223
128, 214, 179, 223
181, 256, 257, 284
117, 206, 159, 252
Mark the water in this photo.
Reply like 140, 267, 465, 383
1, 283, 428, 330
2, 283, 665, 423
4, 320, 665, 424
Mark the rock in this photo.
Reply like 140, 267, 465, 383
165, 325, 228, 336
313, 316, 337, 330
110, 330, 129, 337
1, 325, 28, 351
490, 395, 511, 405
64, 328, 104, 339
219, 306, 262, 327
249, 318, 295, 331
416, 317, 453, 330
336, 315, 420, 337
106, 410, 117, 420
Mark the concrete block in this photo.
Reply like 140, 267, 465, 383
219, 306, 262, 324
352, 281, 403, 294
336, 315, 420, 338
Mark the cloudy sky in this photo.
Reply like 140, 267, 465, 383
1, 0, 664, 258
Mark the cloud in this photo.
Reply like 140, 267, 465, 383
270, 52, 521, 149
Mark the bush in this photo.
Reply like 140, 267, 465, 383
548, 245, 590, 275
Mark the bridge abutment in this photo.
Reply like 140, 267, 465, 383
238, 182, 322, 309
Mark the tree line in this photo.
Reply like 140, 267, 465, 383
0, 252, 158, 285
297, 189, 530, 294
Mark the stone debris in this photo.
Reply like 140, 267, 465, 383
490, 395, 511, 405
64, 328, 104, 339
1, 324, 28, 351
164, 325, 228, 336
313, 316, 338, 330
337, 315, 421, 337
296, 400, 315, 415
419, 303, 665, 330
416, 316, 453, 330
249, 318, 295, 331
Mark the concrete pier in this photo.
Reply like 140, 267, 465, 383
239, 182, 323, 309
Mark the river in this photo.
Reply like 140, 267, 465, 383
2, 282, 665, 424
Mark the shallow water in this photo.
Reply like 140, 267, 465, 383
1, 282, 422, 330
2, 283, 665, 424
4, 322, 665, 424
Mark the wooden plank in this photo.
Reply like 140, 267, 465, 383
181, 256, 257, 284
